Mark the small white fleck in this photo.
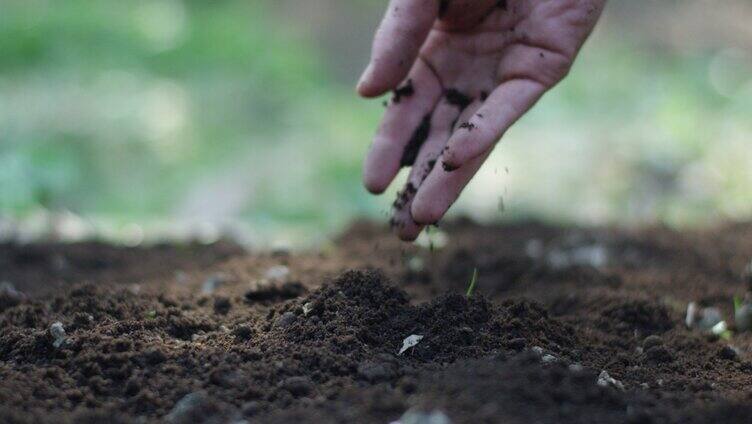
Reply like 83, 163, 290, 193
597, 370, 624, 390
398, 335, 424, 355
50, 321, 66, 348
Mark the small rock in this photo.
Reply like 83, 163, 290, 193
395, 408, 452, 424
264, 265, 290, 281
49, 321, 66, 348
277, 376, 313, 397
711, 320, 728, 336
541, 354, 557, 364
275, 312, 297, 329
642, 335, 663, 350
597, 370, 624, 390
398, 335, 424, 355
686, 302, 723, 331
531, 346, 544, 356
718, 346, 740, 361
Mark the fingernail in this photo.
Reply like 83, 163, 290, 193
357, 64, 373, 93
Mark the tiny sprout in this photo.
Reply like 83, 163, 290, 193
466, 268, 479, 298
146, 310, 157, 319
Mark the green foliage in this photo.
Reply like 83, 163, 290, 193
1, 0, 751, 243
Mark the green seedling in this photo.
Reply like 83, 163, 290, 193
734, 295, 743, 313
466, 268, 479, 298
146, 310, 157, 319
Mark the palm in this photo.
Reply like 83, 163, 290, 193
359, 0, 605, 240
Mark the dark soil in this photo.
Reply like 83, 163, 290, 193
3, 220, 752, 423
391, 79, 414, 104
399, 114, 431, 168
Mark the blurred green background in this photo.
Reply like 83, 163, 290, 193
1, 0, 751, 246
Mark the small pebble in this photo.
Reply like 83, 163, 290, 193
398, 335, 424, 355
49, 321, 66, 348
541, 354, 557, 364
686, 302, 723, 331
531, 346, 544, 355
597, 370, 624, 390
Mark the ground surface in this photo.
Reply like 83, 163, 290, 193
2, 220, 752, 423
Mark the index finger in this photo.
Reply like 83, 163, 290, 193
357, 0, 438, 98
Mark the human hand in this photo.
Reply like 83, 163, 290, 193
358, 0, 606, 240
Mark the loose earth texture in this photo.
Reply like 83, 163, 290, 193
3, 220, 752, 423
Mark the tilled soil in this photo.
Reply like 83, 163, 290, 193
2, 220, 752, 423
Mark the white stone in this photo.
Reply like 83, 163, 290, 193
398, 335, 424, 355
